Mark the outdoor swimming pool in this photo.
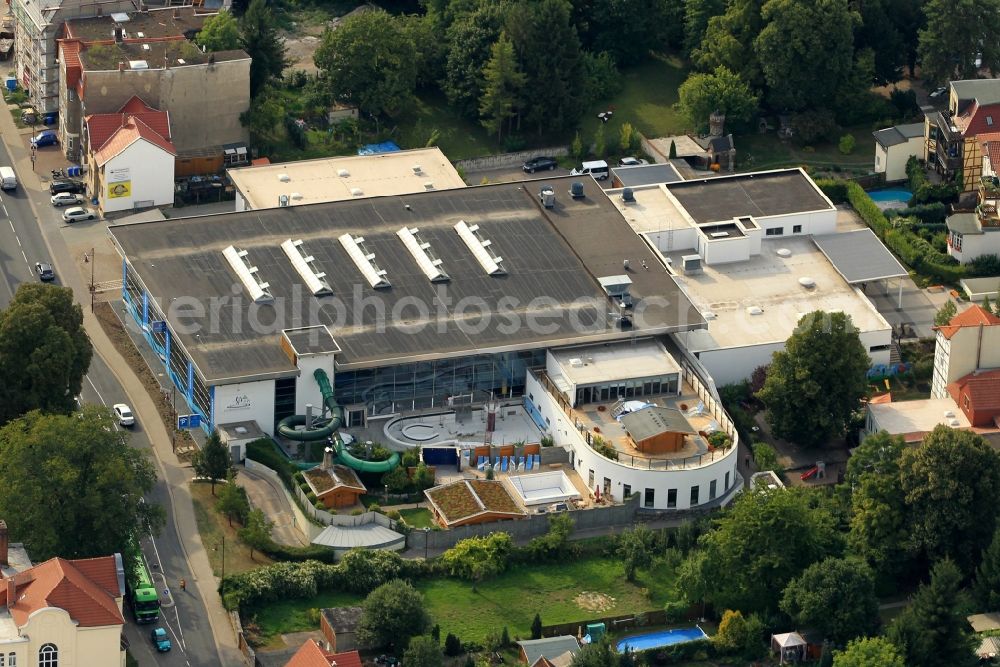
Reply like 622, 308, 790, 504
867, 187, 912, 209
616, 627, 709, 652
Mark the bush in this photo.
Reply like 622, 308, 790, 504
367, 502, 382, 514
791, 109, 838, 145
386, 509, 401, 520
444, 632, 463, 656
306, 491, 318, 504
314, 500, 325, 510
907, 156, 959, 205
442, 533, 513, 581
838, 134, 856, 155
246, 438, 298, 490
540, 435, 554, 447
969, 254, 1000, 277
815, 178, 848, 204
635, 639, 715, 664
707, 431, 731, 449
590, 434, 618, 461
883, 202, 947, 224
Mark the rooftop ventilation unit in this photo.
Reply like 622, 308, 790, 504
350, 188, 363, 197
621, 187, 635, 203
540, 186, 555, 208
570, 182, 585, 198
129, 60, 149, 69
398, 227, 450, 283
142, 43, 150, 51
776, 248, 791, 258
412, 165, 423, 174
222, 245, 273, 304
337, 168, 349, 177
424, 182, 435, 190
944, 410, 955, 418
709, 231, 729, 239
290, 192, 303, 201
798, 276, 816, 288
278, 173, 290, 182
598, 275, 633, 308
681, 254, 702, 275
746, 306, 764, 316
339, 234, 390, 289
703, 311, 717, 320
111, 11, 130, 21
281, 239, 333, 297
278, 194, 289, 207
455, 220, 506, 276
136, 31, 145, 37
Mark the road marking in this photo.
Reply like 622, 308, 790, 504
2, 205, 7, 216
20, 250, 26, 263
86, 375, 107, 405
7, 221, 13, 233
147, 533, 187, 651
15, 236, 20, 247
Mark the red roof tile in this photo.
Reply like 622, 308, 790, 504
61, 41, 83, 90
4, 556, 124, 628
981, 132, 1000, 171
87, 106, 171, 155
285, 641, 362, 667
93, 115, 176, 166
957, 102, 1000, 137
949, 368, 1000, 412
118, 96, 158, 114
936, 304, 1000, 339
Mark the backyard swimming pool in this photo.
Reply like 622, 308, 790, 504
867, 187, 912, 209
616, 627, 709, 652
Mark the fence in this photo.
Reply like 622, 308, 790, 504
455, 146, 569, 173
229, 610, 256, 667
639, 132, 669, 164
408, 493, 641, 552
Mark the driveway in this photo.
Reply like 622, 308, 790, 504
239, 464, 308, 547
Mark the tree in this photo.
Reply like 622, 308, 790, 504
887, 559, 976, 667
780, 557, 879, 643
900, 425, 1000, 572
668, 140, 677, 159
984, 295, 993, 314
444, 633, 463, 656
506, 0, 585, 135
500, 626, 510, 647
572, 132, 585, 159
677, 66, 759, 133
531, 613, 543, 640
593, 124, 606, 158
853, 0, 906, 84
479, 33, 526, 141
0, 407, 163, 562
616, 525, 655, 581
975, 527, 1000, 610
693, 0, 767, 90
845, 432, 908, 580
757, 311, 869, 447
404, 635, 443, 667
240, 0, 287, 97
569, 638, 619, 667
197, 10, 241, 51
0, 284, 92, 425
357, 580, 431, 650
833, 637, 905, 667
314, 9, 417, 118
443, 3, 506, 118
684, 0, 726, 55
713, 609, 767, 659
751, 442, 781, 472
918, 0, 1000, 85
754, 0, 858, 112
619, 122, 637, 153
442, 533, 512, 583
238, 508, 272, 560
934, 300, 958, 326
216, 472, 250, 526
193, 430, 232, 495
677, 487, 841, 613
838, 134, 856, 155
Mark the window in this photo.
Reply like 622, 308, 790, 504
725, 471, 730, 489
690, 486, 700, 506
8, 653, 14, 667
603, 477, 611, 498
622, 484, 631, 499
644, 488, 655, 508
1, 652, 6, 666
588, 469, 595, 488
792, 224, 802, 233
765, 227, 784, 236
709, 480, 717, 500
667, 488, 677, 508
965, 395, 971, 409
38, 645, 57, 667
989, 116, 994, 126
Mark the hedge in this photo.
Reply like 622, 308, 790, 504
815, 178, 847, 204
247, 438, 298, 489
884, 201, 947, 224
635, 639, 715, 664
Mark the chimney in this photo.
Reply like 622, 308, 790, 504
0, 520, 7, 567
114, 27, 123, 44
6, 577, 13, 606
118, 60, 125, 72
322, 447, 333, 470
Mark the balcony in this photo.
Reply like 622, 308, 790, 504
978, 203, 1000, 228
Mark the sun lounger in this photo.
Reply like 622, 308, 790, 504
686, 401, 705, 417
501, 456, 509, 473
477, 456, 487, 470
525, 456, 534, 471
493, 456, 501, 469
517, 456, 526, 471
533, 454, 541, 468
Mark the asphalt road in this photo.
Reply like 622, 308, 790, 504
0, 138, 221, 667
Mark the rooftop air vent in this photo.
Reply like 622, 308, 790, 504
278, 173, 290, 182
681, 254, 701, 275
337, 168, 349, 177
339, 234, 390, 289
176, 58, 185, 65
540, 186, 555, 209
350, 188, 363, 197
278, 194, 289, 207
598, 275, 633, 307
798, 276, 816, 288
570, 182, 585, 198
621, 187, 635, 203
776, 248, 791, 258
709, 231, 729, 239
746, 306, 764, 316
142, 43, 150, 51
569, 358, 584, 367
290, 192, 303, 200
703, 311, 717, 320
455, 220, 505, 276
222, 245, 273, 304
281, 239, 333, 297
398, 227, 450, 283
424, 182, 434, 190
412, 165, 423, 174
950, 419, 960, 427
944, 410, 955, 418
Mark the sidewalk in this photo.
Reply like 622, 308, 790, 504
0, 109, 243, 664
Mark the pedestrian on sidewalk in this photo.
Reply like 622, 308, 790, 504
180, 578, 186, 592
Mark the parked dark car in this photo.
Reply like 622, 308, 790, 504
49, 180, 86, 196
522, 156, 558, 173
35, 262, 54, 281
30, 130, 58, 148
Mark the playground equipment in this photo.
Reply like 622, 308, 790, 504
276, 368, 399, 473
800, 460, 826, 481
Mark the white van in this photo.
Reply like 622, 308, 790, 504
570, 159, 610, 180
0, 166, 16, 191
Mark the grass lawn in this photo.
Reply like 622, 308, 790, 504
395, 90, 502, 161
190, 482, 272, 578
398, 507, 434, 529
249, 556, 680, 647
737, 127, 876, 172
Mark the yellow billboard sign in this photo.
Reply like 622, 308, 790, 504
108, 181, 131, 198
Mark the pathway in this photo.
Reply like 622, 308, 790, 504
240, 465, 308, 546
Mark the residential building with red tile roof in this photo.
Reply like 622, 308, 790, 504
285, 640, 362, 667
925, 78, 1000, 192
949, 368, 1000, 427
932, 304, 1000, 398
949, 131, 1000, 263
0, 536, 126, 667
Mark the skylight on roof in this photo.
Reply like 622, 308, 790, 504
110, 11, 130, 21
339, 234, 390, 289
222, 245, 273, 303
281, 239, 333, 297
397, 226, 450, 283
454, 220, 506, 276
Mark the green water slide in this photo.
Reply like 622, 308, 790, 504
275, 369, 399, 473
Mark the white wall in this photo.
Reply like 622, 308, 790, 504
699, 235, 750, 264
294, 352, 337, 416
644, 228, 699, 254
952, 231, 1000, 264
234, 189, 249, 212
213, 379, 277, 434
23, 607, 124, 667
759, 209, 837, 237
879, 137, 924, 182
100, 139, 175, 214
526, 372, 739, 510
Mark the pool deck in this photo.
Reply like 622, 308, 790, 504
381, 406, 543, 448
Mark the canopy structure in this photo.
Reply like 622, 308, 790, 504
771, 632, 807, 664
813, 229, 909, 307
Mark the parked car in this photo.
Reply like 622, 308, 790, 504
49, 180, 86, 196
35, 262, 54, 282
570, 160, 610, 180
522, 156, 558, 173
150, 627, 171, 652
50, 192, 85, 207
62, 206, 96, 223
617, 157, 648, 167
30, 130, 58, 148
113, 403, 135, 427
0, 166, 16, 191
929, 86, 948, 99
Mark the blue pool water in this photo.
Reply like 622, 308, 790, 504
616, 627, 709, 652
867, 187, 912, 208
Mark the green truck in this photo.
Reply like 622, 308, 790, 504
126, 545, 161, 624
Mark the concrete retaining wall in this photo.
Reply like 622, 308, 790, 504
456, 146, 569, 173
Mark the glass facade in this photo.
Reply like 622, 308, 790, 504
574, 372, 680, 406
334, 350, 545, 416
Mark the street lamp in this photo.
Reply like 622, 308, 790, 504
423, 526, 430, 559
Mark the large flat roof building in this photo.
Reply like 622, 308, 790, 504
228, 148, 467, 211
